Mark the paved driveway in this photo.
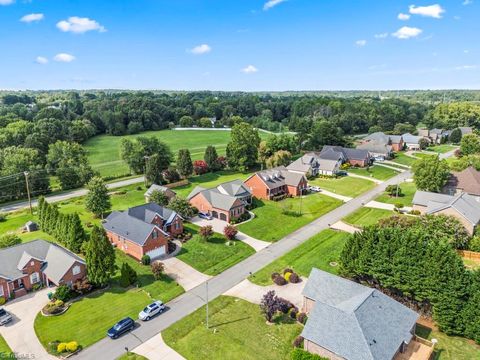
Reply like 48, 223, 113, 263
162, 257, 211, 291
133, 334, 185, 360
0, 288, 56, 360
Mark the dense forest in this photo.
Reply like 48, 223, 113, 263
0, 90, 479, 202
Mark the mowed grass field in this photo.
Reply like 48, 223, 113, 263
343, 207, 394, 227
375, 181, 417, 207
249, 229, 349, 285
347, 165, 400, 180
309, 176, 375, 197
162, 296, 302, 360
84, 130, 268, 178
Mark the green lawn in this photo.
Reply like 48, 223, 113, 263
116, 353, 148, 360
85, 129, 268, 178
0, 334, 15, 359
162, 296, 302, 360
34, 251, 184, 350
375, 181, 417, 207
309, 176, 375, 197
249, 229, 349, 286
416, 324, 480, 360
237, 194, 342, 242
348, 165, 400, 180
413, 152, 437, 160
390, 152, 417, 167
176, 224, 255, 276
343, 207, 393, 227
427, 145, 457, 154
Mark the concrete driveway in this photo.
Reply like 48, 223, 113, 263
190, 216, 270, 252
133, 333, 185, 360
0, 288, 56, 360
162, 257, 211, 291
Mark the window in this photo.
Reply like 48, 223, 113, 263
175, 222, 180, 230
72, 265, 81, 276
152, 230, 158, 239
30, 272, 40, 284
0, 286, 4, 297
30, 261, 34, 266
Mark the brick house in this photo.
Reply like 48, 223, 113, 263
0, 240, 86, 301
319, 146, 372, 167
244, 166, 308, 200
103, 203, 183, 260
301, 268, 425, 360
187, 180, 251, 222
444, 166, 480, 201
357, 132, 403, 159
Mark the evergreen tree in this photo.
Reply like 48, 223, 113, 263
226, 123, 261, 171
37, 196, 46, 229
149, 190, 169, 206
85, 176, 111, 218
65, 213, 86, 253
84, 226, 116, 287
204, 145, 219, 171
177, 149, 193, 178
449, 128, 462, 144
145, 153, 170, 185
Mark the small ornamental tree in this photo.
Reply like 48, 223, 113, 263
177, 149, 193, 178
163, 167, 181, 183
84, 226, 116, 287
151, 261, 165, 280
419, 138, 430, 150
167, 197, 197, 218
199, 225, 214, 242
385, 184, 403, 197
223, 225, 238, 240
149, 189, 170, 206
204, 145, 219, 171
85, 176, 111, 218
119, 262, 137, 287
260, 290, 280, 323
193, 160, 209, 175
449, 128, 462, 144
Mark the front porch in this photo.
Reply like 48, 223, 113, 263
395, 336, 435, 360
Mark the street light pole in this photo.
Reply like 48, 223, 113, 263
24, 171, 33, 215
206, 280, 209, 329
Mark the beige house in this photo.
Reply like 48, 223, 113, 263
412, 190, 480, 235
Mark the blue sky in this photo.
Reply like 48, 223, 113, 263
0, 0, 478, 90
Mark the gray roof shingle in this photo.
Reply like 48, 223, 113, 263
301, 269, 418, 360
144, 184, 176, 199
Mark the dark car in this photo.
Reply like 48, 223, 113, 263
107, 317, 135, 339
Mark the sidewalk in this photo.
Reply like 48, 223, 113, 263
330, 221, 361, 234
347, 172, 383, 184
133, 334, 185, 360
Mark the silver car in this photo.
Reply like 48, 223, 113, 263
138, 301, 165, 321
0, 308, 12, 325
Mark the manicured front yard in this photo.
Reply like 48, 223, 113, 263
343, 207, 393, 227
348, 165, 399, 180
116, 353, 148, 360
427, 144, 457, 154
309, 176, 375, 197
249, 229, 349, 286
177, 224, 255, 276
237, 194, 342, 242
35, 251, 184, 350
416, 324, 480, 360
390, 152, 417, 167
375, 181, 417, 207
162, 296, 302, 360
0, 334, 15, 359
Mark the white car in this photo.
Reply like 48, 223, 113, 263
0, 308, 12, 326
138, 301, 165, 321
308, 186, 321, 192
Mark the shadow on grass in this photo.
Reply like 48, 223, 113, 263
210, 316, 251, 328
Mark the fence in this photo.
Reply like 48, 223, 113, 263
457, 250, 480, 261
165, 179, 189, 189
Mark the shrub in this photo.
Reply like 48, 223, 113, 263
0, 297, 5, 305
289, 308, 298, 320
57, 343, 67, 353
284, 272, 292, 282
72, 278, 93, 295
119, 263, 138, 287
54, 299, 64, 307
0, 212, 6, 222
223, 225, 238, 240
283, 268, 294, 275
151, 261, 165, 280
297, 312, 308, 324
66, 341, 78, 352
291, 348, 328, 360
271, 272, 281, 281
273, 274, 287, 286
409, 209, 421, 215
385, 185, 403, 197
193, 160, 209, 175
292, 335, 304, 348
277, 297, 294, 314
469, 236, 480, 252
199, 225, 214, 241
0, 232, 21, 249
394, 202, 404, 209
54, 285, 73, 302
289, 272, 301, 283
141, 255, 151, 265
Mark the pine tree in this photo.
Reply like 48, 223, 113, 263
37, 196, 46, 228
177, 149, 193, 178
204, 145, 218, 171
85, 176, 111, 218
84, 226, 116, 287
65, 213, 86, 253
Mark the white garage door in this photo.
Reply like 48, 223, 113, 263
146, 246, 166, 260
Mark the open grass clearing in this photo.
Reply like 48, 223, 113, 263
162, 296, 302, 360
309, 176, 375, 197
348, 165, 400, 180
390, 152, 417, 167
237, 194, 342, 242
343, 207, 393, 227
176, 224, 255, 276
249, 229, 349, 286
375, 181, 417, 207
427, 145, 457, 154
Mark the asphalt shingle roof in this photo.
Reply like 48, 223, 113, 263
301, 269, 418, 360
0, 240, 85, 283
448, 167, 480, 196
187, 179, 251, 211
402, 133, 422, 145
144, 184, 176, 199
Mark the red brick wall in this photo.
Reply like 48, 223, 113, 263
57, 261, 86, 286
20, 258, 44, 291
106, 229, 168, 260
245, 175, 270, 200
189, 192, 214, 213
349, 159, 368, 167
0, 277, 8, 301
167, 216, 184, 236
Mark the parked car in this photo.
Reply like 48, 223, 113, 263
138, 300, 165, 321
0, 308, 12, 326
198, 212, 212, 220
107, 317, 135, 339
308, 186, 321, 192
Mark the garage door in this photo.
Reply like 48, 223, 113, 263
212, 211, 218, 218
146, 246, 166, 260
220, 213, 227, 221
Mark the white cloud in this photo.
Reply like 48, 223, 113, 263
392, 26, 423, 39
20, 13, 44, 23
241, 65, 258, 74
53, 53, 76, 62
263, 0, 286, 10
35, 56, 48, 64
0, 0, 14, 5
409, 4, 445, 19
374, 33, 388, 39
463, 0, 473, 5
464, 49, 470, 53
355, 39, 367, 47
56, 17, 106, 34
189, 44, 211, 55
455, 65, 477, 70
398, 13, 411, 20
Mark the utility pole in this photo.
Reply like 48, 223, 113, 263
143, 156, 150, 187
206, 280, 209, 329
24, 171, 33, 214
